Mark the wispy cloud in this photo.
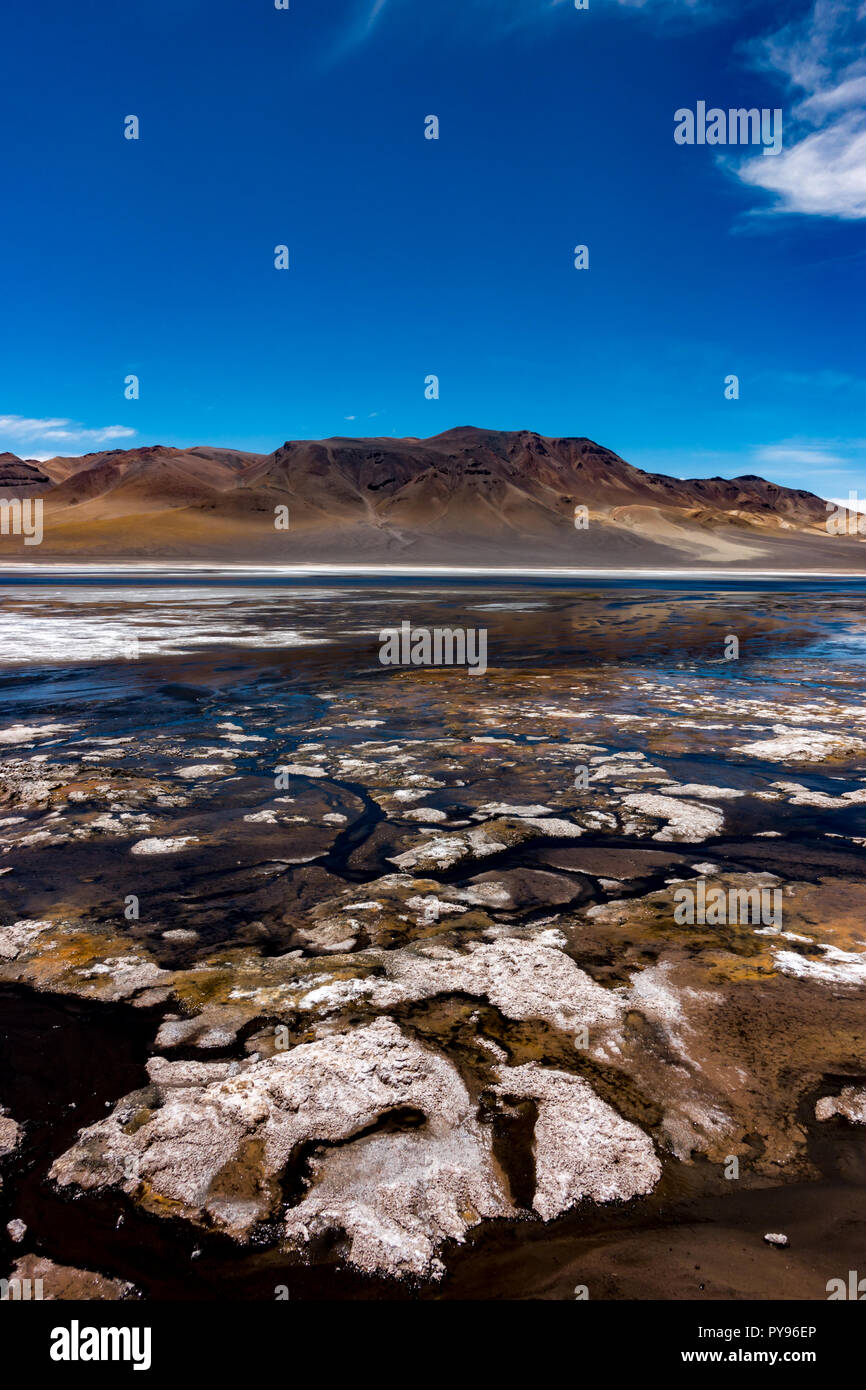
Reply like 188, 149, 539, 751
613, 0, 710, 8
363, 0, 389, 34
737, 0, 866, 219
0, 415, 136, 458
339, 0, 708, 56
629, 437, 866, 496
336, 0, 564, 53
756, 368, 866, 394
357, 0, 709, 25
330, 0, 713, 65
749, 438, 866, 500
753, 440, 856, 468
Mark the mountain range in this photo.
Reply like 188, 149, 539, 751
0, 428, 860, 569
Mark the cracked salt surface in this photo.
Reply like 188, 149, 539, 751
0, 724, 77, 744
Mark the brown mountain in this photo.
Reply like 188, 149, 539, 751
0, 427, 859, 569
37, 445, 267, 514
0, 452, 51, 492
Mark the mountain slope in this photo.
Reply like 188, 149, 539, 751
0, 427, 858, 569
0, 452, 51, 492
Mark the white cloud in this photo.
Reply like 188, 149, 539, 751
0, 415, 136, 456
740, 112, 866, 218
736, 0, 866, 219
829, 493, 866, 514
356, 2, 862, 221
753, 441, 852, 468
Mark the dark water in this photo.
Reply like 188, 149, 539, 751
1, 580, 865, 1300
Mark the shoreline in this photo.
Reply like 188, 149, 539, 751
1, 562, 866, 585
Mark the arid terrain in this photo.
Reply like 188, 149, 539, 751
1, 581, 865, 1300
2, 428, 864, 569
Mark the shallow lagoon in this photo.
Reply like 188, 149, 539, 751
1, 580, 865, 1299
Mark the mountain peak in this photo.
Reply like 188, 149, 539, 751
0, 426, 851, 569
0, 453, 50, 491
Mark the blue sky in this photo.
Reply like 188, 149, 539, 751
1, 0, 864, 498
